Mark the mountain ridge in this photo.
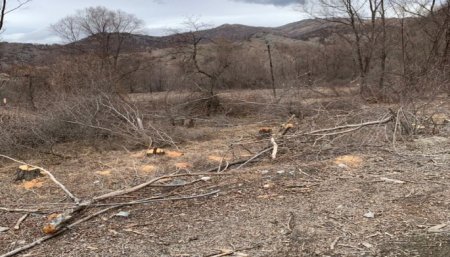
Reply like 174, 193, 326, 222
0, 19, 341, 66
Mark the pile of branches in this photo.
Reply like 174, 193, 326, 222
0, 93, 176, 156
55, 93, 176, 148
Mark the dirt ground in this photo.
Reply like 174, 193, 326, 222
1, 100, 449, 257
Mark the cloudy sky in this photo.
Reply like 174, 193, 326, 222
1, 0, 307, 44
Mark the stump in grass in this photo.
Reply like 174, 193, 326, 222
15, 165, 43, 181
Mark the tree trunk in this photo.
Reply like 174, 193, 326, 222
266, 43, 276, 98
378, 0, 387, 93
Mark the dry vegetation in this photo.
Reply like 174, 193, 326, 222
0, 1, 450, 257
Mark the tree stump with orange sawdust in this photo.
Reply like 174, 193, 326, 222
15, 165, 43, 182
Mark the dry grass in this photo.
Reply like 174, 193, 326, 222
1, 89, 449, 257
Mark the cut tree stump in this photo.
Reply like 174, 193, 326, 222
15, 165, 43, 181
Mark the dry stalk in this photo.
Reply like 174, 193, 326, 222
270, 137, 278, 159
236, 147, 274, 169
304, 114, 393, 136
93, 173, 227, 201
0, 207, 41, 213
13, 214, 29, 230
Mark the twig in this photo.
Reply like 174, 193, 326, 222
223, 161, 230, 172
392, 108, 401, 151
1, 190, 220, 257
0, 207, 41, 213
270, 137, 278, 159
337, 244, 365, 251
205, 244, 261, 257
93, 173, 227, 201
205, 159, 256, 172
92, 190, 220, 207
217, 157, 224, 172
0, 155, 80, 204
0, 206, 119, 257
4, 0, 32, 14
303, 114, 393, 136
150, 179, 202, 188
330, 237, 341, 250
13, 214, 29, 230
236, 147, 273, 169
208, 250, 234, 257
287, 212, 295, 234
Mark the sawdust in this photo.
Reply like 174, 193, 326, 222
166, 151, 184, 158
175, 162, 192, 169
19, 178, 45, 189
334, 155, 364, 168
208, 155, 231, 162
129, 151, 146, 158
139, 165, 157, 173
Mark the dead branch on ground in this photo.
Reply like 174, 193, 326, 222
0, 207, 41, 213
0, 190, 220, 257
1, 112, 399, 257
13, 214, 28, 230
0, 155, 80, 203
302, 114, 394, 137
0, 164, 228, 257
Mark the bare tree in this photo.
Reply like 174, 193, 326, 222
0, 0, 7, 31
175, 17, 234, 114
378, 0, 387, 90
312, 0, 387, 97
0, 0, 32, 32
51, 6, 144, 68
266, 40, 277, 98
50, 6, 146, 97
388, 0, 449, 96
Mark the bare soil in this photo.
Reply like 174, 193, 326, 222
1, 100, 449, 257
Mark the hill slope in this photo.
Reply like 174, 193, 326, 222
0, 19, 343, 66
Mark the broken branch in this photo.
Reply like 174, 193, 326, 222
13, 214, 29, 230
304, 114, 393, 136
270, 137, 278, 159
0, 155, 80, 204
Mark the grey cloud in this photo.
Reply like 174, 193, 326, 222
233, 0, 304, 6
3, 0, 306, 43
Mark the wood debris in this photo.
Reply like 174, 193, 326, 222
379, 177, 405, 184
15, 165, 43, 182
146, 148, 165, 156
427, 223, 449, 233
14, 214, 29, 230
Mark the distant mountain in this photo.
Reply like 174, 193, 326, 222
0, 42, 60, 67
276, 19, 346, 40
0, 19, 347, 67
